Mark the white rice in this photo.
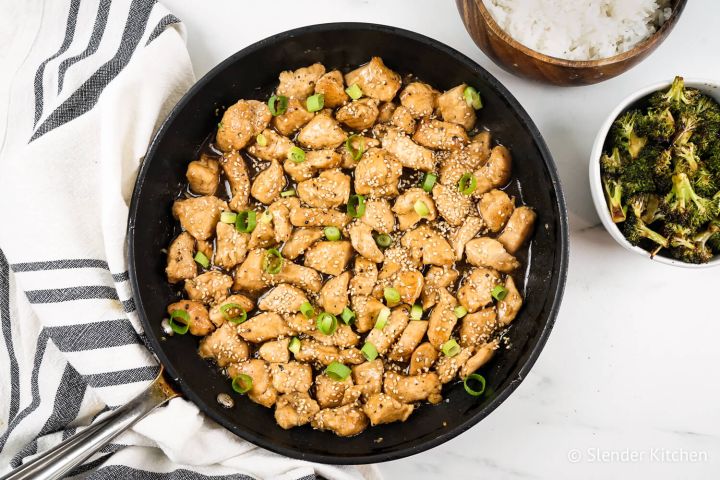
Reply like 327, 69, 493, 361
483, 0, 673, 60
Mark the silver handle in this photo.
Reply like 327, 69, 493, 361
1, 368, 178, 480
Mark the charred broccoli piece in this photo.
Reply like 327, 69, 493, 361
663, 173, 716, 228
600, 147, 624, 175
619, 155, 656, 197
649, 76, 698, 113
611, 111, 647, 159
637, 107, 675, 141
669, 221, 718, 263
693, 168, 718, 198
603, 176, 626, 223
623, 208, 668, 249
673, 143, 700, 174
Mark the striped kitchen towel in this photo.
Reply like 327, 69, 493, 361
0, 1, 379, 478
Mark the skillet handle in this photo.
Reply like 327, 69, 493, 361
0, 367, 178, 480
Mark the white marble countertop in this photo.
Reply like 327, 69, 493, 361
163, 0, 720, 477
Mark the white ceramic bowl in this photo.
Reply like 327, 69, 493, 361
589, 78, 720, 268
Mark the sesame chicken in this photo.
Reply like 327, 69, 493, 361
432, 183, 473, 227
436, 347, 473, 383
451, 216, 484, 261
167, 300, 214, 336
457, 267, 501, 313
258, 284, 309, 315
275, 392, 321, 429
221, 151, 251, 212
336, 98, 380, 130
400, 225, 455, 266
389, 105, 416, 134
353, 147, 402, 198
165, 232, 197, 284
393, 188, 437, 230
311, 404, 369, 437
251, 160, 286, 205
282, 227, 324, 260
497, 276, 523, 326
319, 271, 350, 315
460, 341, 498, 378
348, 221, 384, 263
340, 136, 380, 169
497, 206, 537, 254
216, 100, 272, 152
377, 101, 397, 123
387, 320, 428, 362
297, 113, 347, 149
459, 308, 498, 348
227, 360, 277, 408
351, 359, 384, 395
215, 222, 249, 270
209, 294, 255, 327
427, 288, 458, 349
186, 154, 220, 196
303, 241, 353, 276
465, 237, 521, 273
237, 312, 294, 343
421, 266, 459, 310
271, 362, 313, 393
383, 371, 442, 404
363, 393, 414, 425
381, 127, 435, 172
477, 189, 515, 232
314, 70, 349, 108
297, 169, 351, 209
474, 145, 512, 195
409, 342, 438, 375
364, 306, 410, 355
246, 128, 294, 162
413, 118, 469, 151
361, 199, 395, 234
172, 196, 226, 241
344, 57, 401, 102
399, 82, 438, 118
308, 324, 359, 348
272, 98, 314, 136
350, 257, 378, 296
184, 271, 233, 305
289, 206, 349, 228
315, 374, 353, 409
437, 84, 477, 130
276, 63, 326, 100
198, 323, 249, 366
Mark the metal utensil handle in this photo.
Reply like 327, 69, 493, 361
1, 368, 178, 480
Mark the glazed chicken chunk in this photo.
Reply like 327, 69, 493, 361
172, 196, 226, 241
216, 100, 271, 152
166, 232, 197, 283
186, 154, 220, 196
344, 57, 401, 102
276, 63, 326, 100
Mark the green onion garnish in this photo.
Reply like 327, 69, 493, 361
235, 210, 257, 233
306, 93, 325, 112
280, 189, 296, 197
324, 226, 341, 241
231, 374, 253, 394
288, 337, 301, 354
454, 305, 468, 318
374, 233, 392, 248
360, 342, 378, 361
345, 83, 363, 100
168, 309, 191, 335
441, 339, 461, 357
463, 86, 482, 110
345, 135, 365, 161
263, 248, 283, 274
347, 194, 366, 218
374, 307, 390, 330
410, 304, 423, 320
268, 95, 288, 116
325, 361, 351, 381
288, 146, 306, 164
220, 303, 247, 324
300, 301, 315, 318
491, 285, 508, 301
463, 373, 486, 396
256, 133, 267, 147
194, 251, 210, 268
220, 211, 237, 224
384, 287, 400, 306
420, 172, 437, 192
413, 200, 430, 218
458, 173, 477, 195
316, 312, 338, 335
341, 307, 355, 324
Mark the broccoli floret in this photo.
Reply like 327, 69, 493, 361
693, 168, 718, 198
623, 209, 668, 248
603, 176, 626, 223
670, 221, 719, 263
706, 219, 720, 252
637, 107, 675, 141
630, 193, 664, 224
619, 156, 656, 197
663, 173, 716, 228
707, 147, 720, 176
600, 147, 624, 175
673, 110, 700, 146
673, 143, 700, 174
611, 111, 648, 159
671, 242, 714, 264
649, 76, 698, 113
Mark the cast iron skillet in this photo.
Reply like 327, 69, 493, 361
128, 23, 568, 464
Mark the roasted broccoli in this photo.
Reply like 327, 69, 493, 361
649, 76, 697, 113
673, 143, 700, 173
611, 110, 647, 159
623, 208, 668, 249
600, 147, 624, 175
637, 107, 675, 141
663, 173, 716, 228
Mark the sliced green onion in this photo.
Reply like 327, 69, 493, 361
420, 172, 437, 192
414, 200, 430, 218
463, 86, 482, 110
374, 233, 392, 248
263, 248, 283, 274
410, 304, 423, 320
256, 133, 268, 147
288, 146, 306, 163
347, 194, 366, 218
361, 342, 378, 361
220, 211, 237, 224
280, 189, 296, 197
300, 301, 315, 318
491, 285, 508, 301
194, 251, 210, 268
268, 95, 288, 116
288, 337, 301, 354
316, 312, 338, 335
441, 339, 461, 357
306, 93, 324, 112
324, 226, 341, 241
384, 287, 400, 306
259, 210, 273, 224
341, 307, 355, 325
325, 361, 351, 381
221, 303, 247, 324
345, 83, 363, 100
231, 374, 253, 394
454, 305, 468, 318
345, 135, 365, 161
463, 373, 486, 396
374, 307, 390, 330
168, 309, 190, 335
235, 210, 257, 233
458, 173, 477, 195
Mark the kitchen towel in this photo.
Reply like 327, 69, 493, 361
0, 0, 380, 478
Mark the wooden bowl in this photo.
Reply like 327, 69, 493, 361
456, 0, 687, 86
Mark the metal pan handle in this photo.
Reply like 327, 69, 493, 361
0, 368, 178, 480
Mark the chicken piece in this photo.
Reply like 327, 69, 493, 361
290, 206, 349, 228
221, 151, 251, 212
381, 128, 435, 172
413, 119, 469, 151
315, 375, 353, 409
340, 136, 380, 168
339, 348, 365, 365
319, 271, 350, 315
361, 199, 395, 234
275, 392, 320, 429
350, 257, 378, 296
388, 320, 428, 362
391, 269, 424, 305
186, 154, 220, 196
273, 260, 324, 293
497, 206, 536, 254
353, 147, 402, 198
399, 82, 437, 118
184, 271, 233, 305
293, 339, 340, 365
196, 239, 213, 262
344, 57, 401, 103
258, 284, 309, 315
208, 294, 255, 327
297, 113, 346, 149
303, 241, 353, 276
420, 265, 459, 310
214, 222, 249, 270
248, 215, 276, 250
437, 84, 477, 130
465, 237, 520, 273
438, 132, 492, 187
276, 63, 326, 100
352, 359, 384, 395
237, 312, 294, 343
336, 98, 380, 131
460, 342, 498, 378
247, 129, 294, 162
389, 105, 416, 134
427, 288, 457, 349
436, 347, 473, 383
270, 202, 293, 244
198, 323, 249, 366
311, 404, 369, 436
409, 342, 438, 375
474, 145, 512, 195
478, 189, 514, 233
308, 324, 359, 348
384, 371, 442, 404
251, 160, 285, 205
297, 169, 351, 209
377, 101, 397, 123
227, 360, 277, 408
348, 221, 384, 263
284, 149, 342, 182
314, 70, 348, 108
432, 183, 472, 227
165, 232, 197, 284
363, 393, 414, 426
459, 308, 498, 347
282, 228, 323, 260
172, 196, 225, 241
457, 267, 500, 313
365, 307, 409, 355
497, 276, 523, 326
351, 295, 385, 333
284, 313, 315, 335
451, 216, 484, 261
393, 188, 437, 230
167, 300, 214, 336
256, 338, 290, 363
271, 362, 313, 394
400, 225, 454, 266
272, 98, 314, 136
216, 100, 271, 152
